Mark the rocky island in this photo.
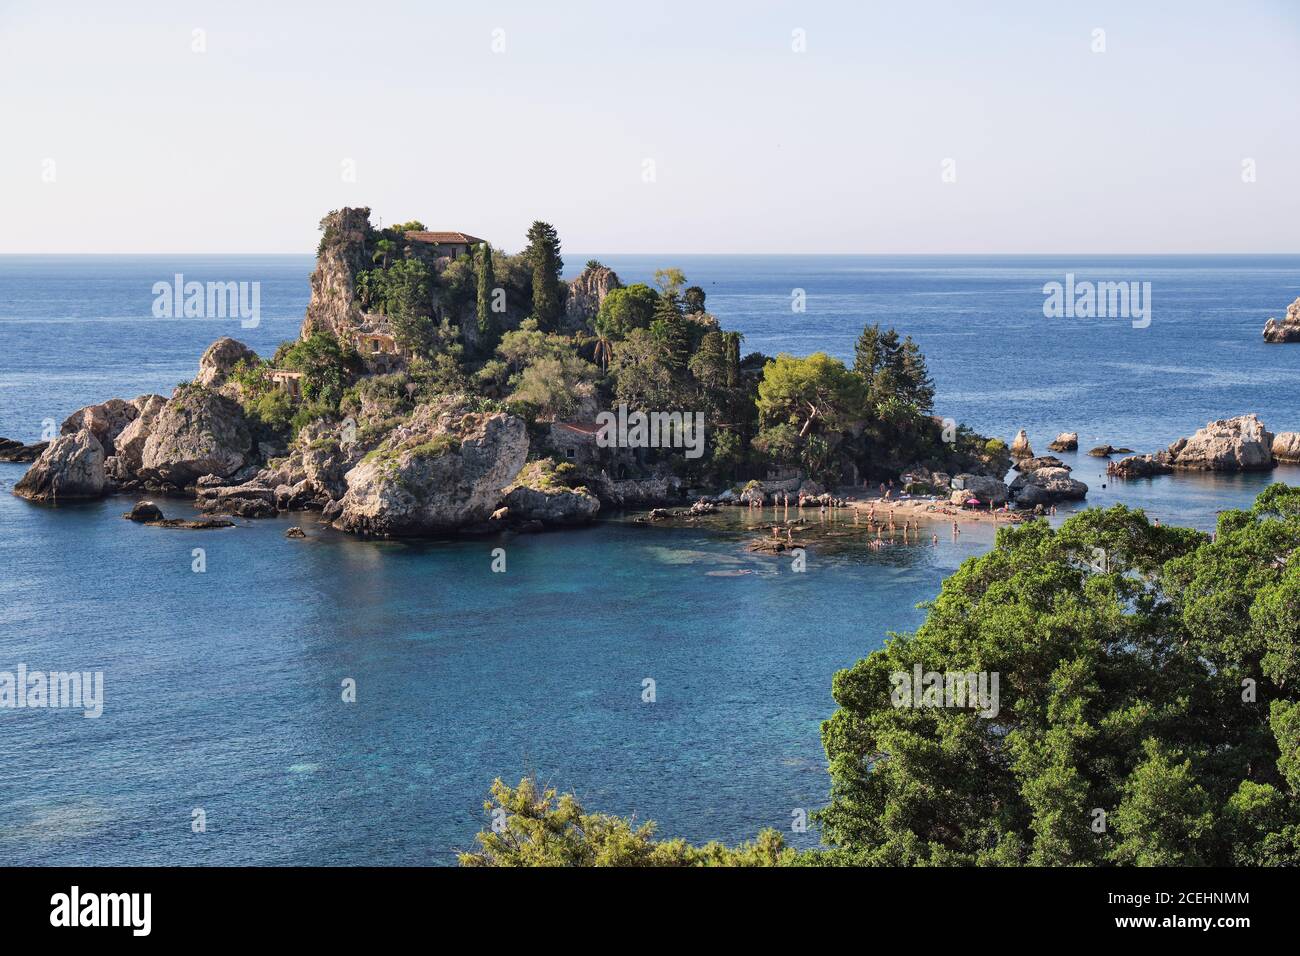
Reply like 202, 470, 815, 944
11, 208, 1048, 534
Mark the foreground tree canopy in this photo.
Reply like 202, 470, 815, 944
465, 486, 1300, 866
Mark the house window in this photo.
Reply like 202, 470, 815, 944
565, 447, 576, 460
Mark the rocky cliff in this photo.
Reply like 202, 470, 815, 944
563, 263, 621, 333
300, 207, 372, 340
334, 396, 529, 536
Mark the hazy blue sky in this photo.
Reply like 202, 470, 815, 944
2, 0, 1297, 254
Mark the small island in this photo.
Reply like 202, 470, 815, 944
11, 207, 1032, 535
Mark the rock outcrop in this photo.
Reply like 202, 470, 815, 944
563, 263, 621, 333
60, 399, 138, 456
1164, 415, 1274, 471
13, 430, 106, 502
335, 397, 528, 536
1273, 432, 1300, 463
0, 438, 49, 462
1110, 454, 1173, 478
301, 207, 371, 340
110, 394, 168, 478
950, 474, 1009, 505
139, 386, 253, 486
1262, 297, 1300, 343
1013, 455, 1066, 473
196, 337, 259, 389
1010, 466, 1088, 506
501, 461, 600, 526
1047, 432, 1078, 452
1010, 430, 1033, 459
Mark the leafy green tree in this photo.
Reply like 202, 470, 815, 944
459, 777, 793, 867
610, 328, 681, 411
684, 285, 706, 314
524, 220, 564, 331
372, 238, 397, 269
654, 267, 687, 296
275, 331, 363, 408
595, 283, 658, 339
508, 354, 600, 420
818, 493, 1300, 866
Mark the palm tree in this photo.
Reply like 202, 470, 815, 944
593, 335, 613, 370
373, 239, 396, 270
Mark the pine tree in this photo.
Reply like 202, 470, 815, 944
524, 221, 564, 331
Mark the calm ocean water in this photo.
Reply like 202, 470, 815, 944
2, 253, 1299, 864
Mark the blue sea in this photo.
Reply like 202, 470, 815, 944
2, 253, 1299, 864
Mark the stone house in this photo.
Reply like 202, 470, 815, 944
403, 231, 485, 260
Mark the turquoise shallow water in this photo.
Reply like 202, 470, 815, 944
1, 254, 1298, 863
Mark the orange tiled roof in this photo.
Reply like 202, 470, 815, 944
404, 231, 485, 245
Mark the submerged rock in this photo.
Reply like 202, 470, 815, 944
285, 526, 307, 538
1047, 432, 1078, 452
13, 430, 106, 502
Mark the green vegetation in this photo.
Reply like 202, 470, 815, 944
524, 220, 564, 331
464, 487, 1300, 866
459, 778, 794, 867
318, 212, 997, 487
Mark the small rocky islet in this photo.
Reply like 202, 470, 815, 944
7, 208, 1299, 542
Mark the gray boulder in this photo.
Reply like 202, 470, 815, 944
111, 394, 168, 478
950, 473, 1009, 505
502, 461, 600, 526
335, 397, 529, 536
14, 430, 106, 502
139, 386, 253, 486
60, 398, 138, 456
1010, 466, 1088, 506
196, 337, 259, 389
1273, 432, 1300, 463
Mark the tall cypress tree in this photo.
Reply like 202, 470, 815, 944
524, 221, 564, 331
651, 291, 689, 372
475, 242, 497, 350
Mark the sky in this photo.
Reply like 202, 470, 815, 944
1, 0, 1297, 254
